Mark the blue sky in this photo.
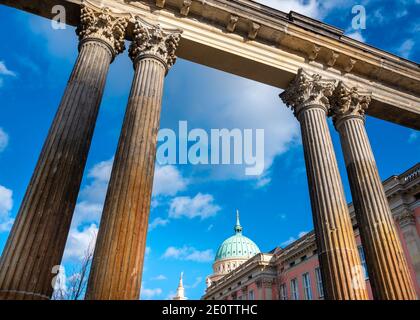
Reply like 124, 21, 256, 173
0, 0, 419, 300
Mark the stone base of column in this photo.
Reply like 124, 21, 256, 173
0, 290, 50, 300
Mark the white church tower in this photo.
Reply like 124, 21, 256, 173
172, 272, 187, 300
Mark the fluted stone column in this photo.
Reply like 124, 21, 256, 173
280, 69, 368, 300
0, 5, 127, 300
330, 82, 417, 300
85, 18, 181, 300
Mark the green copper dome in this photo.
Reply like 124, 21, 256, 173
215, 211, 260, 261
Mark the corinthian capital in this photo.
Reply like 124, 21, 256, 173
129, 17, 182, 71
279, 68, 336, 118
76, 4, 128, 57
330, 81, 371, 126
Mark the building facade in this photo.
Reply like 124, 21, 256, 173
203, 163, 420, 300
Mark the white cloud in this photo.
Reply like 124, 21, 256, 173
169, 193, 221, 220
0, 128, 9, 153
0, 218, 14, 233
149, 217, 170, 230
71, 201, 103, 230
346, 31, 366, 43
80, 157, 114, 204
408, 130, 419, 143
298, 231, 308, 238
255, 175, 272, 189
371, 8, 386, 25
146, 246, 151, 256
63, 224, 98, 261
281, 230, 308, 247
152, 274, 167, 281
257, 0, 320, 18
181, 72, 300, 185
28, 17, 77, 61
0, 61, 16, 77
256, 0, 354, 19
0, 185, 14, 233
70, 159, 188, 231
398, 39, 415, 58
69, 157, 114, 231
152, 165, 187, 196
88, 158, 113, 182
278, 213, 287, 220
162, 246, 214, 263
0, 185, 12, 216
185, 276, 202, 289
141, 287, 163, 299
0, 61, 17, 89
281, 236, 296, 247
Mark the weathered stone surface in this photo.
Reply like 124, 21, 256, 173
77, 4, 128, 58
280, 69, 368, 300
0, 5, 126, 300
85, 18, 181, 300
331, 82, 417, 300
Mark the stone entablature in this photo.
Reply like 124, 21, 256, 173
3, 0, 420, 129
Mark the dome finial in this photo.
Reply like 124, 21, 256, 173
234, 209, 243, 234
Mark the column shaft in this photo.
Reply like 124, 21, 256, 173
0, 40, 113, 300
299, 107, 368, 300
86, 58, 166, 300
337, 117, 417, 299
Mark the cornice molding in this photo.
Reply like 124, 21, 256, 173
3, 0, 420, 129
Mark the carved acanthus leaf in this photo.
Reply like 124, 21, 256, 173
129, 18, 182, 70
279, 68, 336, 117
329, 81, 371, 124
76, 4, 128, 55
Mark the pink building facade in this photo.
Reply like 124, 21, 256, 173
203, 163, 420, 300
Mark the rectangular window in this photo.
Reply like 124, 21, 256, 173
358, 245, 369, 279
290, 278, 299, 300
279, 283, 287, 300
248, 290, 254, 300
302, 273, 312, 300
315, 267, 324, 299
